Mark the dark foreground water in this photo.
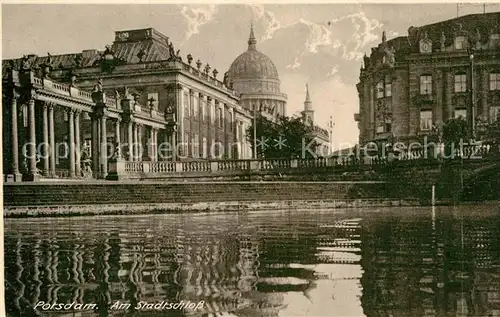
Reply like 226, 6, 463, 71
4, 205, 500, 317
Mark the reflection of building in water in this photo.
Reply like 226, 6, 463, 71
241, 218, 364, 317
360, 212, 500, 317
175, 226, 261, 316
3, 228, 185, 316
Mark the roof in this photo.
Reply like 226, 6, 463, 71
2, 28, 176, 74
364, 11, 500, 67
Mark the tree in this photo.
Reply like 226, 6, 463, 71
246, 114, 320, 159
483, 118, 500, 155
442, 117, 470, 157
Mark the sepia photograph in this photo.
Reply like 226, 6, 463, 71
2, 2, 500, 316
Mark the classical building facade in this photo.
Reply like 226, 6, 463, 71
301, 84, 330, 156
226, 25, 287, 120
355, 12, 500, 146
2, 28, 256, 180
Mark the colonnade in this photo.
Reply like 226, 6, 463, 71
5, 93, 162, 181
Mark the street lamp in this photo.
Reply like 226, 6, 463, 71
164, 104, 177, 161
468, 47, 476, 140
253, 102, 258, 159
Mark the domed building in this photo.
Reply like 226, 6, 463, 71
226, 25, 287, 119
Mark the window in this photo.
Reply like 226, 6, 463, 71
84, 139, 92, 157
420, 110, 433, 131
147, 92, 159, 110
193, 95, 199, 119
490, 73, 500, 91
190, 94, 194, 117
454, 74, 467, 93
202, 99, 207, 121
183, 132, 189, 156
22, 105, 28, 127
376, 125, 385, 133
490, 106, 500, 123
218, 107, 223, 128
229, 111, 234, 131
385, 82, 392, 97
454, 109, 467, 119
420, 75, 433, 95
211, 102, 215, 124
376, 81, 384, 99
193, 134, 199, 158
385, 119, 392, 133
202, 137, 208, 158
183, 93, 189, 118
215, 108, 220, 127
455, 36, 466, 50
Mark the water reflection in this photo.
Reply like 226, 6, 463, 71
4, 206, 500, 317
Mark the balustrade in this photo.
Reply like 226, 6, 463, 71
259, 159, 291, 170
182, 161, 211, 172
217, 160, 249, 171
33, 77, 43, 86
149, 161, 175, 173
124, 162, 144, 173
298, 158, 328, 168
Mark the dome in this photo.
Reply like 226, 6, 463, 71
226, 25, 281, 95
228, 50, 279, 80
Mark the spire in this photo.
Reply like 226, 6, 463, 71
248, 21, 257, 50
304, 83, 313, 111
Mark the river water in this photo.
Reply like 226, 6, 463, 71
4, 205, 500, 317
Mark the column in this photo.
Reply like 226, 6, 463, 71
133, 123, 139, 161
149, 127, 155, 161
100, 115, 108, 178
10, 94, 21, 180
128, 121, 134, 162
115, 118, 121, 160
137, 124, 143, 161
48, 104, 56, 177
42, 103, 50, 176
75, 110, 81, 177
91, 116, 99, 178
27, 98, 38, 180
153, 128, 158, 161
68, 109, 75, 178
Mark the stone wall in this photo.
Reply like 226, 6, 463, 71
4, 181, 393, 207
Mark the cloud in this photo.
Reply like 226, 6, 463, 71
327, 65, 339, 77
180, 4, 218, 40
286, 56, 302, 70
248, 4, 286, 42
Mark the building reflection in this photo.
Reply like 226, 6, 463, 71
360, 209, 500, 317
5, 209, 500, 317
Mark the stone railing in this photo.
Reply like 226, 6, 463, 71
106, 142, 494, 180
124, 162, 144, 173
108, 156, 363, 180
149, 161, 176, 173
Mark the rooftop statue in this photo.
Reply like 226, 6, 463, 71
93, 78, 103, 92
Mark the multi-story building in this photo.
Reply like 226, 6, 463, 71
355, 12, 500, 146
3, 27, 280, 180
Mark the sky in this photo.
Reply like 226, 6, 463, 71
3, 2, 500, 147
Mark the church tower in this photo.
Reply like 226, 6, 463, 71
301, 83, 314, 126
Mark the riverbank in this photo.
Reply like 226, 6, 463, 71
4, 180, 497, 218
4, 198, 425, 218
